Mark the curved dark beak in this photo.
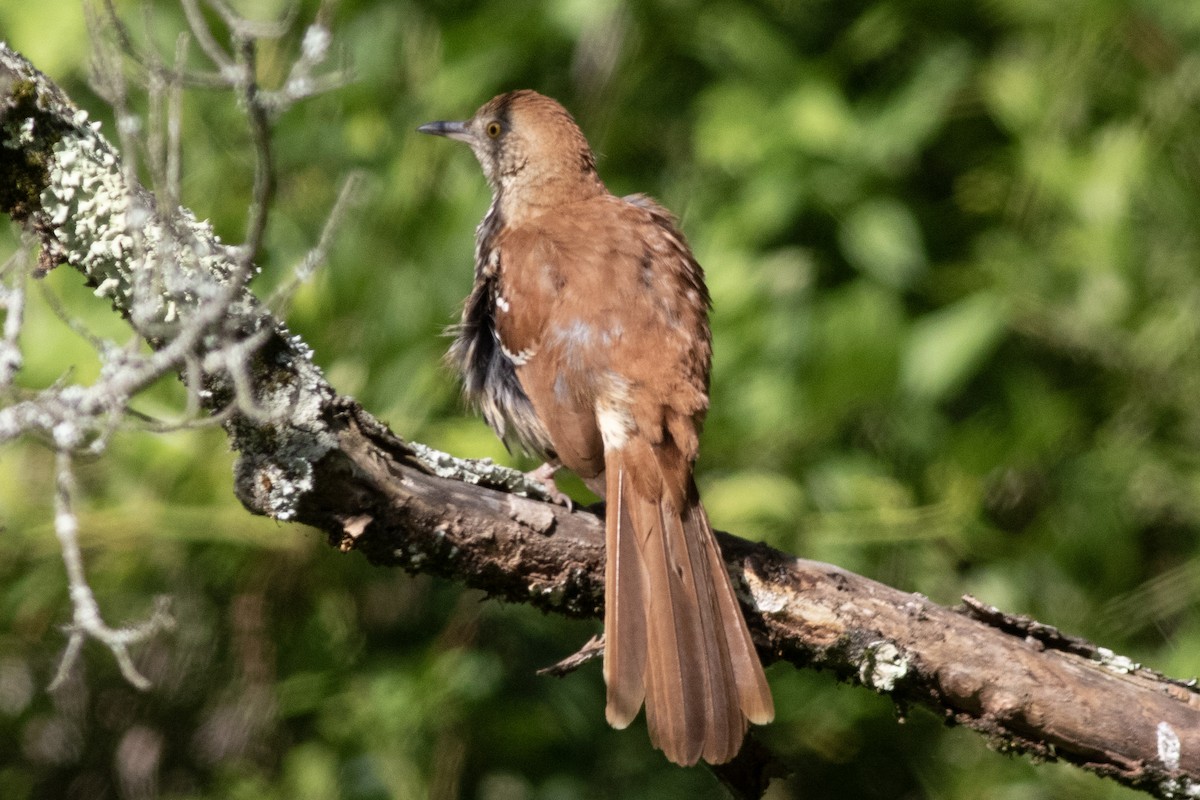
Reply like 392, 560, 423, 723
417, 120, 473, 143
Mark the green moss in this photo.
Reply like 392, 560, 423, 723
9, 76, 37, 106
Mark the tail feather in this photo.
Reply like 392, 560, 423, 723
686, 497, 775, 726
602, 450, 773, 766
671, 495, 744, 764
637, 486, 705, 764
604, 462, 647, 728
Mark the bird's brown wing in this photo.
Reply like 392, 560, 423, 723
490, 216, 607, 478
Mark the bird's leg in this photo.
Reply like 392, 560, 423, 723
527, 461, 573, 510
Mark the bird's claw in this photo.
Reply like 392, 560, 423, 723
527, 462, 573, 511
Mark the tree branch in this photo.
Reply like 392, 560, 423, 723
2, 43, 1199, 799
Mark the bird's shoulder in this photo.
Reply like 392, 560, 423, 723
493, 191, 709, 346
496, 193, 703, 290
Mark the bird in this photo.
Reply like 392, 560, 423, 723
418, 90, 774, 766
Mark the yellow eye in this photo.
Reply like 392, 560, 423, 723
486, 121, 502, 139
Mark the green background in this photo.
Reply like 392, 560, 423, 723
3, 0, 1200, 797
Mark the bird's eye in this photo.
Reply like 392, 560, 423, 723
486, 121, 502, 139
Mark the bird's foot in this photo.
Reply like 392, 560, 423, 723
526, 462, 573, 511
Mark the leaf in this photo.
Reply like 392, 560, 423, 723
838, 197, 927, 289
901, 292, 1008, 401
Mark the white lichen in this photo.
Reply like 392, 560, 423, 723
301, 24, 331, 62
2, 115, 35, 147
743, 569, 789, 614
407, 440, 557, 501
256, 460, 312, 521
51, 419, 83, 451
859, 641, 909, 692
1094, 646, 1140, 675
1158, 721, 1181, 771
231, 349, 337, 520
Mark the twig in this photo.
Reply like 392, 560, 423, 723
267, 170, 364, 314
235, 36, 274, 267
0, 247, 26, 389
178, 0, 234, 74
537, 633, 604, 677
48, 451, 175, 691
94, 0, 229, 89
205, 0, 298, 41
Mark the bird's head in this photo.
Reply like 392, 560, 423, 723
419, 90, 604, 215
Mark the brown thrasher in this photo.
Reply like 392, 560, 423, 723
419, 90, 773, 766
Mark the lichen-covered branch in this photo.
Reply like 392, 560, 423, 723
2, 43, 1199, 800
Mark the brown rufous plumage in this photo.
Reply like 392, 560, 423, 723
418, 90, 774, 766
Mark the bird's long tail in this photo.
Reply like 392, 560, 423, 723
603, 449, 774, 766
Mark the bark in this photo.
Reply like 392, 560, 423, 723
2, 43, 1198, 799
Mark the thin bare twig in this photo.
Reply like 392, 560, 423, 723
537, 634, 604, 677
165, 33, 186, 209
205, 0, 298, 41
235, 36, 275, 268
204, 325, 278, 423
94, 0, 229, 89
178, 0, 234, 74
0, 247, 26, 389
37, 280, 110, 354
267, 170, 365, 314
125, 397, 239, 433
145, 31, 189, 212
48, 451, 175, 691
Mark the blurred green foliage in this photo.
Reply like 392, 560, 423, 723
3, 0, 1200, 797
